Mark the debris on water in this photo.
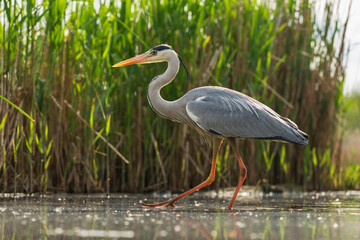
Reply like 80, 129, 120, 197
174, 225, 181, 232
236, 221, 246, 228
159, 230, 168, 237
55, 207, 62, 213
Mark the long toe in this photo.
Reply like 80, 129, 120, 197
142, 201, 169, 207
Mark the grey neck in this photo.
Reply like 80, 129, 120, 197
147, 52, 180, 120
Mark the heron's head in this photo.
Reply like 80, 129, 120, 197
112, 44, 175, 67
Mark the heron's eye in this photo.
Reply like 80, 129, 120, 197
150, 50, 157, 56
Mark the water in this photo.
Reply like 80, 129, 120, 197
1, 191, 359, 239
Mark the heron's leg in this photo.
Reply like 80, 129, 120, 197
142, 138, 223, 208
228, 138, 247, 210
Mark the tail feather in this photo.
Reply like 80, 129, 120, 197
297, 129, 309, 145
281, 116, 308, 145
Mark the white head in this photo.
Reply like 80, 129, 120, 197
112, 44, 191, 84
112, 44, 176, 67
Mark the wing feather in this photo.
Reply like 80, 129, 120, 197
185, 88, 308, 144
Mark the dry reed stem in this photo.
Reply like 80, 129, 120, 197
62, 99, 129, 164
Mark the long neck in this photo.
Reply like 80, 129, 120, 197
147, 53, 180, 120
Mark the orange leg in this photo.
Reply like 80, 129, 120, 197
142, 138, 223, 208
228, 139, 247, 210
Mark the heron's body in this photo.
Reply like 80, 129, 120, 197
113, 44, 308, 209
150, 85, 308, 144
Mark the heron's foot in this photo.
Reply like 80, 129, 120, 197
142, 201, 176, 208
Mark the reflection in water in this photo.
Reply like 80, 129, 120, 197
175, 214, 214, 239
171, 211, 244, 240
0, 192, 359, 239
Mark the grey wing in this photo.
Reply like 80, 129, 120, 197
185, 90, 308, 145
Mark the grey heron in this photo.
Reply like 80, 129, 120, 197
112, 44, 308, 210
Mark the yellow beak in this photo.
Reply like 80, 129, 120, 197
112, 53, 149, 68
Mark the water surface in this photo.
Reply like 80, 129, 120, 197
1, 191, 359, 239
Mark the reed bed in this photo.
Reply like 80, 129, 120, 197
0, 0, 357, 194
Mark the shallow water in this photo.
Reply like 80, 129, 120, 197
1, 191, 359, 239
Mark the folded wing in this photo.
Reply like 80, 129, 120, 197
185, 89, 308, 145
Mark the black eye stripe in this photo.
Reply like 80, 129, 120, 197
152, 45, 172, 51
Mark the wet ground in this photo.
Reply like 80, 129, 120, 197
1, 190, 359, 239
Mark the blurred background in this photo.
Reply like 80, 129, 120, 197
0, 0, 359, 194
